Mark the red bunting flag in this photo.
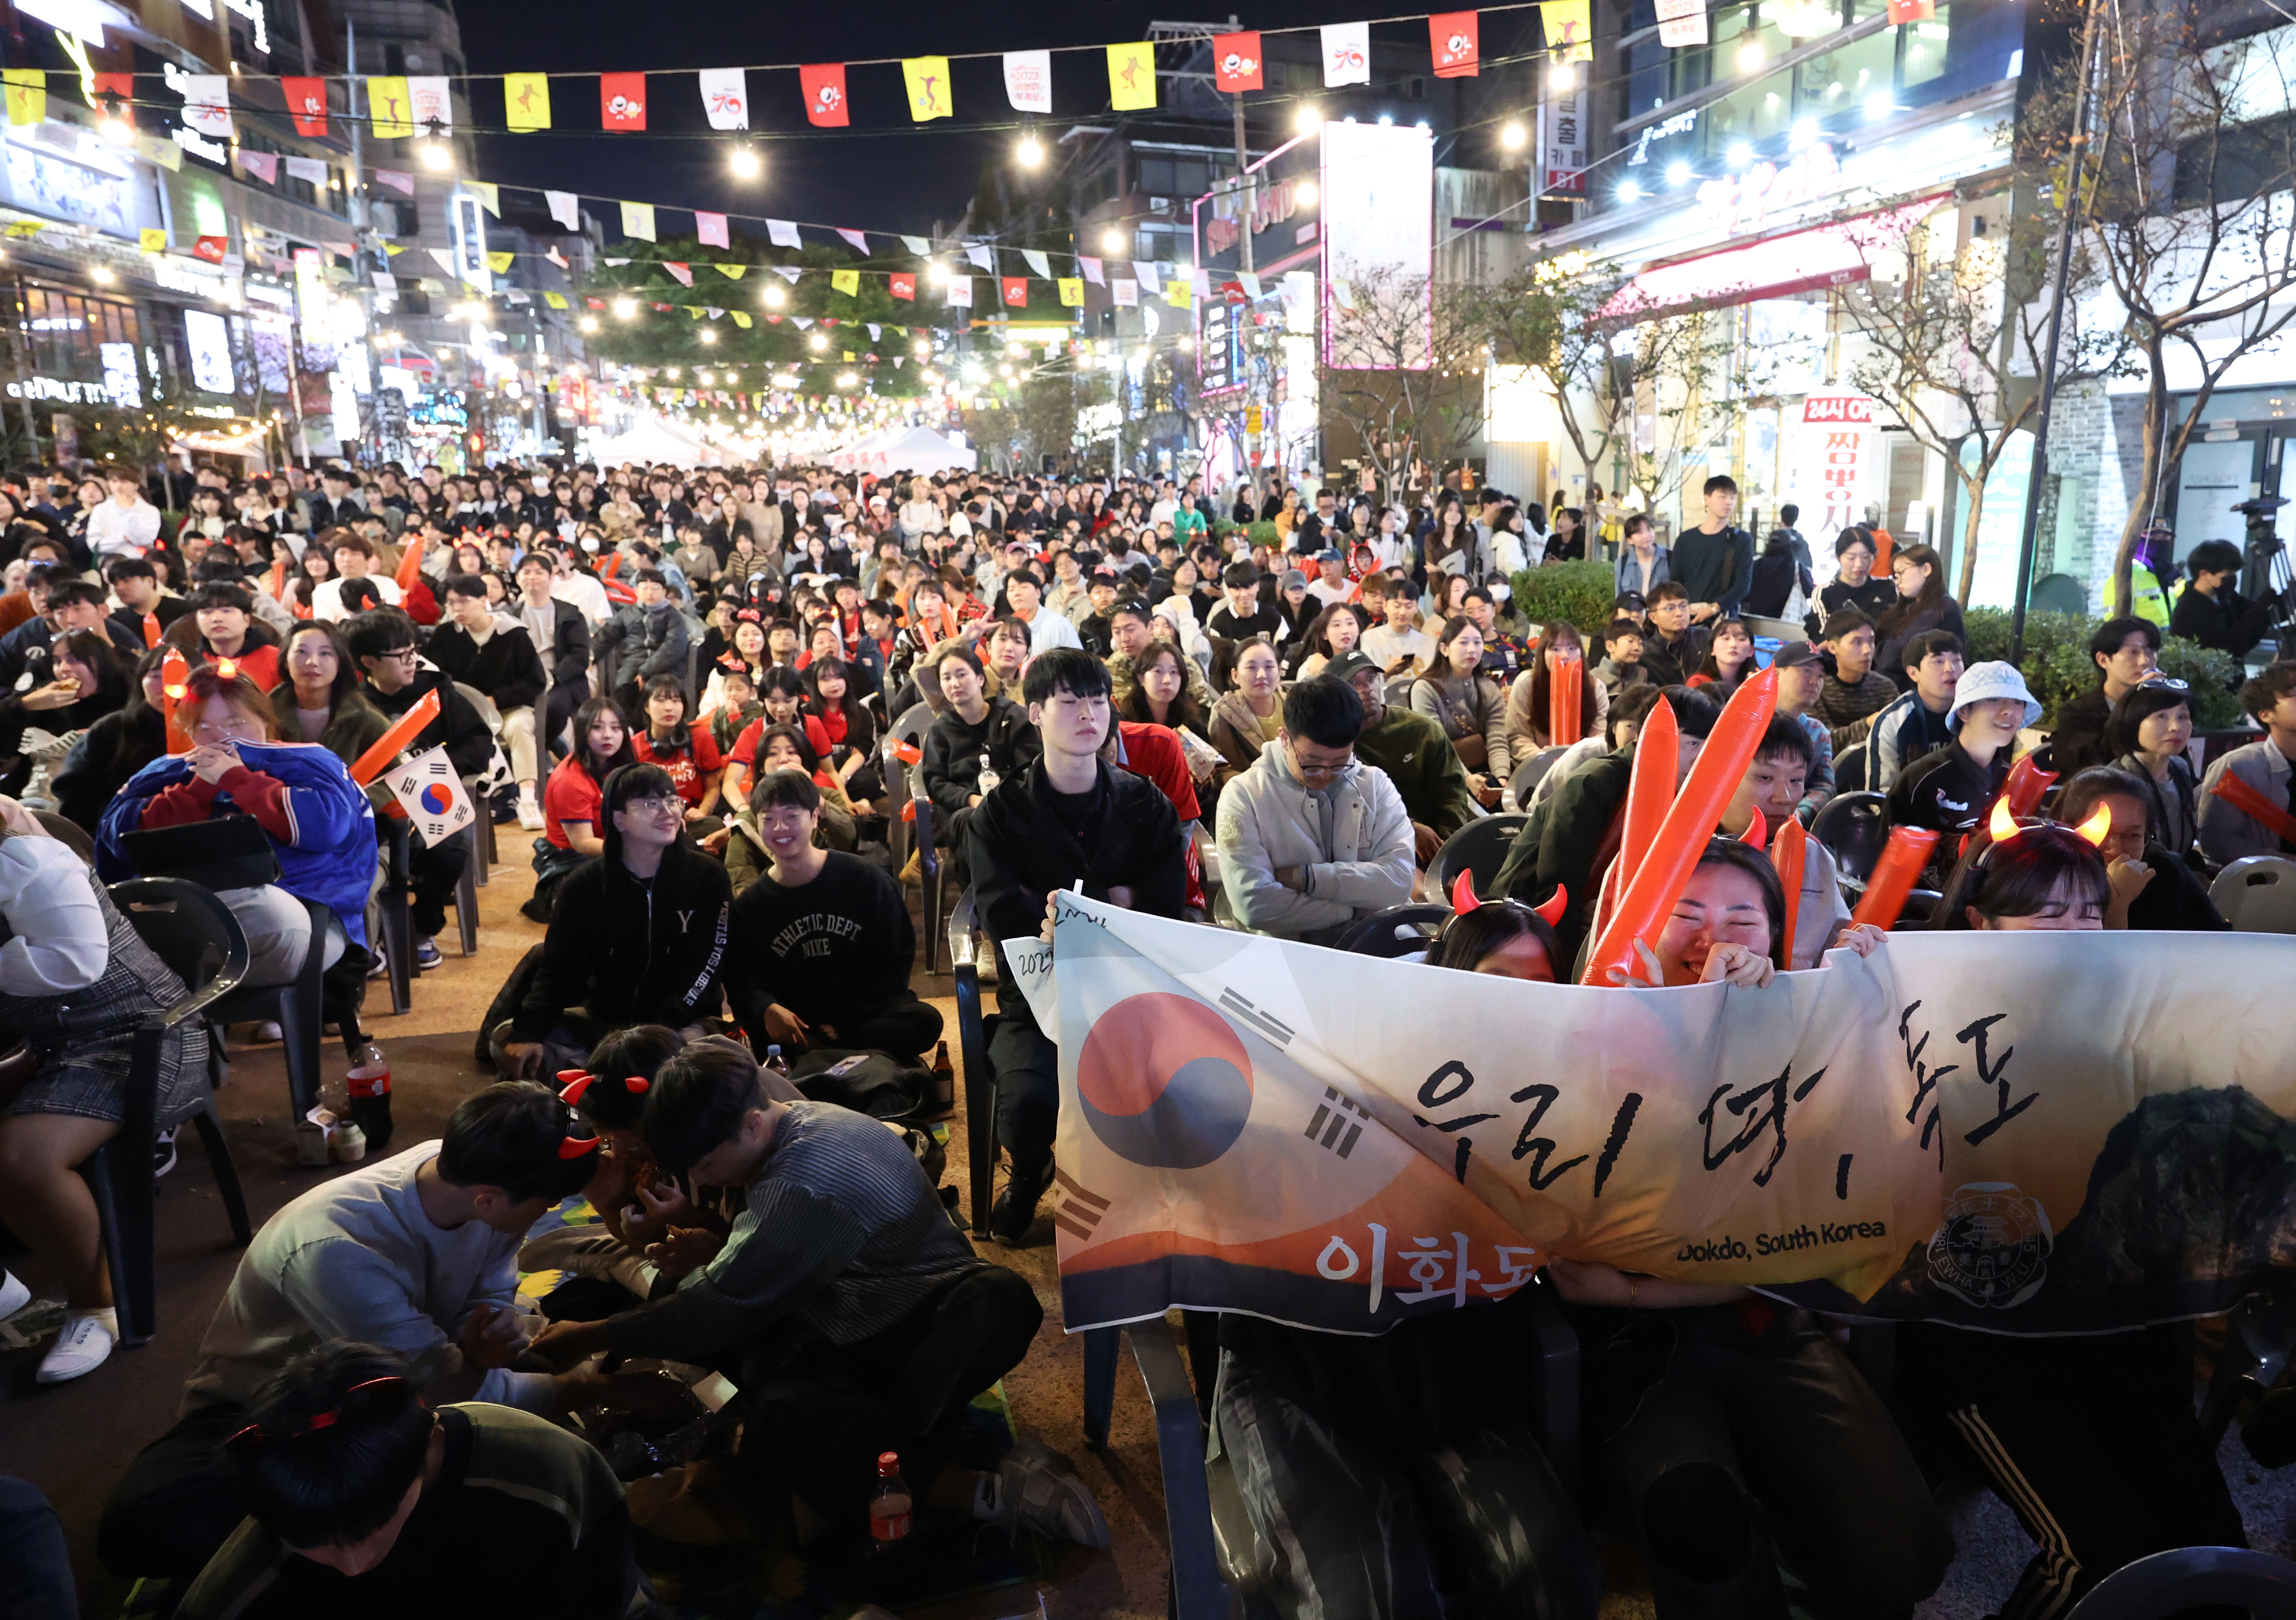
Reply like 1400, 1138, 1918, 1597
1887, 0, 1934, 18
281, 75, 328, 135
600, 72, 647, 130
1430, 11, 1480, 76
889, 272, 916, 300
1000, 277, 1029, 307
800, 63, 849, 127
584, 297, 605, 309
193, 235, 227, 263
1212, 32, 1263, 91
90, 72, 133, 126
662, 261, 692, 286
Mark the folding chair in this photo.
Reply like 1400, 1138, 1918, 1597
1428, 813, 1530, 901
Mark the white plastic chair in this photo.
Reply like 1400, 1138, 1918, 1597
2210, 856, 2296, 934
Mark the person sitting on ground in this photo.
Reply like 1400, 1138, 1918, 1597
2104, 675, 2201, 860
497, 763, 731, 1083
1410, 615, 1512, 808
1884, 659, 2039, 880
2048, 616, 2162, 775
726, 767, 942, 1067
344, 610, 484, 970
528, 696, 636, 920
1217, 672, 1413, 945
1493, 685, 1723, 966
98, 1082, 615, 1583
1329, 651, 1478, 870
1864, 628, 1965, 791
2199, 661, 2296, 868
920, 643, 1039, 856
527, 1040, 1110, 1549
967, 647, 1186, 1242
0, 799, 208, 1386
1634, 582, 1707, 687
423, 574, 548, 831
2169, 537, 2280, 658
2057, 766, 2227, 930
172, 1340, 650, 1620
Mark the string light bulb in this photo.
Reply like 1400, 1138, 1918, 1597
1016, 131, 1044, 167
418, 120, 452, 171
729, 145, 761, 179
1500, 121, 1528, 151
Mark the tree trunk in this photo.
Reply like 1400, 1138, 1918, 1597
2109, 356, 2171, 619
1954, 462, 1991, 607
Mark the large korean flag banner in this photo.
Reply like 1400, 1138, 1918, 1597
1320, 120, 1434, 371
387, 745, 476, 845
1024, 895, 2296, 1338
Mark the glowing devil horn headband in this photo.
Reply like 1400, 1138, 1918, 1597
1449, 869, 1564, 924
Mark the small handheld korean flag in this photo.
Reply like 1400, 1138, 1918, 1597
389, 746, 476, 844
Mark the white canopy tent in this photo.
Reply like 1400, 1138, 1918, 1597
587, 413, 722, 468
824, 425, 976, 476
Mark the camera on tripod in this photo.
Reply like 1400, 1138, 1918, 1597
2233, 494, 2289, 562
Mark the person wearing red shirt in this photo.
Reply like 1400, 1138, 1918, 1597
526, 695, 635, 922
629, 673, 724, 827
179, 582, 282, 692
724, 669, 835, 811
1109, 719, 1207, 913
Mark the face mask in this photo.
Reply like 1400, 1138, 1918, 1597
581, 536, 600, 553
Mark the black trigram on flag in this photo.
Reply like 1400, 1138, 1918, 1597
1304, 1085, 1368, 1159
1050, 1167, 1110, 1241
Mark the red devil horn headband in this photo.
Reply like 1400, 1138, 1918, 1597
1449, 870, 1480, 913
1533, 884, 1566, 926
557, 1069, 596, 1106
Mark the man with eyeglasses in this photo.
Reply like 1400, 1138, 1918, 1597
965, 648, 1186, 1245
344, 610, 489, 971
1215, 670, 1413, 946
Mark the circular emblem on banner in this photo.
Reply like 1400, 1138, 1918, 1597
1926, 1182, 2053, 1310
419, 783, 454, 815
1075, 993, 1254, 1169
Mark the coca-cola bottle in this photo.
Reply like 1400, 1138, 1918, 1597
869, 1451, 912, 1552
347, 1042, 393, 1153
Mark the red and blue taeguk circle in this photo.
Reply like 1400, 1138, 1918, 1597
419, 783, 455, 816
1076, 993, 1254, 1170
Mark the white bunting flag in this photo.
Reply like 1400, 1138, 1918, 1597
773, 265, 802, 283
901, 234, 930, 255
1003, 50, 1052, 113
239, 150, 279, 184
1239, 272, 1263, 299
695, 210, 729, 248
767, 219, 801, 248
1112, 278, 1139, 306
374, 167, 412, 196
947, 275, 974, 307
427, 246, 460, 278
1132, 260, 1162, 293
867, 323, 881, 339
387, 747, 475, 844
965, 243, 994, 271
1080, 255, 1105, 285
546, 189, 580, 230
837, 227, 869, 252
697, 67, 748, 129
1321, 22, 1371, 86
284, 156, 329, 185
181, 75, 233, 138
792, 316, 814, 328
1022, 248, 1052, 278
408, 76, 451, 133
1657, 0, 1709, 46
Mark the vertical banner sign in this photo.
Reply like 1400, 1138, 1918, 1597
1107, 42, 1157, 111
1791, 394, 1880, 541
1321, 22, 1371, 86
902, 57, 953, 122
1320, 121, 1434, 370
1004, 50, 1051, 113
453, 191, 493, 290
1538, 84, 1588, 196
292, 248, 329, 340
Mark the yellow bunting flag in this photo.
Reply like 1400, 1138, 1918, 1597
3, 221, 42, 238
1057, 277, 1083, 306
831, 269, 860, 296
1107, 43, 1156, 110
731, 310, 753, 328
1166, 278, 1192, 309
902, 56, 952, 122
3, 69, 45, 127
543, 290, 568, 309
843, 350, 856, 362
139, 228, 168, 253
1539, 0, 1592, 60
383, 242, 409, 255
367, 76, 413, 139
503, 72, 551, 131
687, 306, 704, 320
470, 181, 500, 217
620, 201, 656, 242
487, 251, 514, 273
714, 263, 746, 279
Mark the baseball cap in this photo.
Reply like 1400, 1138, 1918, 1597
1279, 569, 1308, 592
1315, 548, 1342, 564
1770, 641, 1822, 670
1326, 650, 1380, 684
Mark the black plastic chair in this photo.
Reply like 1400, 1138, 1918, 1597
2063, 1547, 2296, 1620
1832, 740, 1870, 795
1810, 791, 1890, 891
99, 878, 257, 1345
1333, 903, 1451, 958
32, 810, 95, 865
1507, 747, 1567, 810
1428, 813, 1529, 902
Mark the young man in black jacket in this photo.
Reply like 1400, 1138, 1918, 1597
2169, 538, 2281, 659
510, 552, 591, 764
347, 608, 487, 969
427, 574, 549, 829
495, 762, 730, 1082
1671, 475, 1754, 624
592, 571, 690, 710
966, 647, 1186, 1243
2047, 617, 2159, 775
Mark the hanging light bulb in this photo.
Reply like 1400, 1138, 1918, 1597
729, 145, 761, 180
1015, 131, 1044, 167
1500, 121, 1529, 151
418, 120, 453, 172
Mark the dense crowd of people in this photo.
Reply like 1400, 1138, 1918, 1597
0, 451, 2289, 1619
